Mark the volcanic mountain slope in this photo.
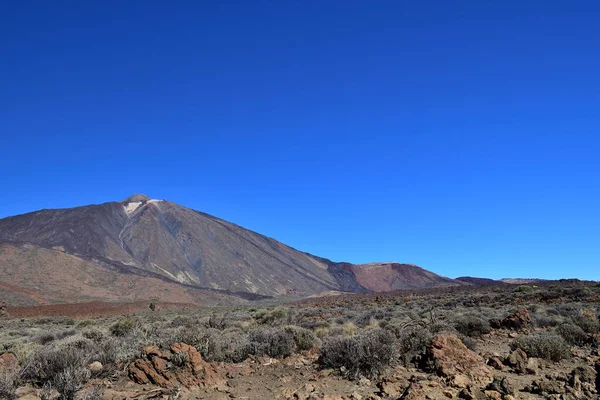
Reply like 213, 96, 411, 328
455, 276, 506, 286
0, 194, 464, 303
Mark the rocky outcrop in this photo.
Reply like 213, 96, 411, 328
425, 333, 494, 387
503, 349, 538, 374
128, 343, 226, 389
491, 310, 531, 330
524, 365, 597, 398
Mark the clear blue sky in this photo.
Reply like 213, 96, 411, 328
1, 1, 599, 280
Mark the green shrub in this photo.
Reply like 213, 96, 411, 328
109, 317, 139, 337
510, 332, 570, 361
516, 286, 533, 293
557, 323, 587, 346
454, 315, 491, 337
283, 325, 319, 351
249, 328, 295, 358
319, 328, 395, 379
573, 316, 600, 334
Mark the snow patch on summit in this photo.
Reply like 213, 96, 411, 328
124, 202, 142, 215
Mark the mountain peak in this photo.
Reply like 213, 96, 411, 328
121, 194, 150, 203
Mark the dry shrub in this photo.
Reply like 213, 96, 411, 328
557, 323, 588, 346
319, 328, 395, 379
454, 315, 491, 338
511, 332, 570, 361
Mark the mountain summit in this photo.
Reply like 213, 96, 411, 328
0, 195, 462, 305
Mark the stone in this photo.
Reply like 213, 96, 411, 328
450, 375, 471, 389
486, 357, 505, 371
88, 361, 103, 373
486, 376, 514, 395
482, 390, 501, 400
426, 333, 494, 386
377, 378, 408, 397
399, 382, 427, 400
491, 309, 531, 330
525, 357, 539, 375
0, 352, 18, 373
504, 349, 527, 374
128, 342, 226, 390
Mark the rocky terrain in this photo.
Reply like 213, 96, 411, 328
0, 195, 465, 304
1, 280, 599, 400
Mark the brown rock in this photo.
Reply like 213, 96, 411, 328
128, 342, 227, 389
0, 352, 18, 373
525, 357, 539, 375
399, 382, 427, 400
482, 390, 501, 400
486, 357, 505, 371
170, 343, 203, 372
87, 361, 103, 373
492, 309, 531, 330
458, 386, 481, 400
378, 378, 408, 397
486, 376, 514, 395
426, 333, 494, 386
504, 349, 527, 374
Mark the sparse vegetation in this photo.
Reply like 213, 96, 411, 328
511, 331, 570, 361
1, 280, 599, 398
319, 328, 395, 379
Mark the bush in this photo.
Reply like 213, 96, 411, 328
53, 366, 91, 400
203, 329, 253, 363
454, 315, 491, 337
109, 317, 139, 337
557, 323, 587, 346
573, 316, 600, 334
21, 345, 91, 399
319, 328, 395, 379
533, 314, 561, 328
283, 325, 319, 351
511, 332, 570, 361
0, 373, 16, 400
249, 328, 295, 358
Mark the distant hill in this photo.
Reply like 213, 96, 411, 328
500, 278, 548, 284
455, 276, 506, 286
0, 194, 465, 305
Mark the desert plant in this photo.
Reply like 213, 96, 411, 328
454, 315, 491, 337
283, 325, 319, 351
0, 372, 16, 400
510, 332, 570, 361
21, 345, 91, 400
319, 328, 395, 379
557, 323, 587, 346
109, 317, 139, 337
573, 315, 600, 334
53, 366, 90, 400
249, 328, 295, 358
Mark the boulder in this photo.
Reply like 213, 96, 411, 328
0, 352, 18, 373
504, 349, 527, 374
491, 310, 531, 330
128, 342, 226, 389
425, 333, 494, 386
486, 357, 505, 371
486, 376, 514, 395
88, 361, 103, 373
399, 381, 427, 400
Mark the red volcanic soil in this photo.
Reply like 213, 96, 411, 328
7, 300, 199, 319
